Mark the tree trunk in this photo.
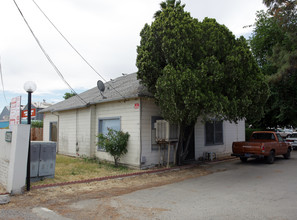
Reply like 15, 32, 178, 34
114, 157, 118, 167
176, 124, 185, 166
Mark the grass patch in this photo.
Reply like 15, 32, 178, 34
31, 154, 136, 186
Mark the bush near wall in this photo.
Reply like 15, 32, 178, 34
245, 127, 263, 141
31, 120, 43, 128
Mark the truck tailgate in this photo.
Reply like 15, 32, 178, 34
232, 142, 263, 154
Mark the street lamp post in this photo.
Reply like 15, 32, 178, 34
24, 81, 36, 191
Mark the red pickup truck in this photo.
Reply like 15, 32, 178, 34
231, 131, 292, 164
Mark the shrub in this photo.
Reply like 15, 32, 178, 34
31, 120, 43, 128
245, 127, 262, 141
97, 128, 130, 166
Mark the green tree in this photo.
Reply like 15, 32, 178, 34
261, 0, 297, 80
31, 120, 43, 128
263, 0, 297, 32
97, 128, 130, 166
63, 92, 76, 100
250, 9, 297, 128
137, 0, 269, 164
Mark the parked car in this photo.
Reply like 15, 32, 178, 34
276, 128, 293, 138
286, 132, 297, 150
232, 131, 292, 164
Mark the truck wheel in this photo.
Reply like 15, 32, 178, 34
266, 151, 275, 164
240, 157, 248, 162
283, 149, 291, 159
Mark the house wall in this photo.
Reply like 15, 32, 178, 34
57, 111, 77, 156
43, 109, 92, 157
57, 109, 92, 157
76, 108, 92, 157
43, 113, 58, 142
94, 99, 141, 167
139, 98, 176, 168
140, 98, 159, 167
194, 118, 245, 159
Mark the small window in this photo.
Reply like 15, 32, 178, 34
205, 120, 223, 145
98, 117, 120, 151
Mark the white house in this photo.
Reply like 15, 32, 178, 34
40, 73, 245, 169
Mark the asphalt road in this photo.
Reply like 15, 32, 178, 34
1, 151, 297, 220
105, 152, 297, 220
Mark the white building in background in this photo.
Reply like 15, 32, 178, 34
40, 73, 245, 169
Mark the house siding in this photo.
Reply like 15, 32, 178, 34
42, 99, 245, 168
94, 99, 141, 167
194, 118, 245, 159
140, 98, 176, 168
58, 111, 78, 156
43, 113, 58, 142
76, 108, 92, 157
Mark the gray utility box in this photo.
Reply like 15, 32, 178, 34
30, 141, 56, 179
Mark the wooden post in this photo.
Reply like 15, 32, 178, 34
167, 142, 170, 168
174, 143, 177, 165
158, 144, 161, 166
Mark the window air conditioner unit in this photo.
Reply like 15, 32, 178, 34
155, 120, 178, 142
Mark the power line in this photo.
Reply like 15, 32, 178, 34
32, 0, 125, 99
13, 0, 87, 105
0, 57, 8, 105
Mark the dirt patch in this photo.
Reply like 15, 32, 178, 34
1, 165, 211, 211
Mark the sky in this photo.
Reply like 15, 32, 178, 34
0, 0, 267, 112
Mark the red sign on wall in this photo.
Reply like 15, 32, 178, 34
134, 103, 140, 109
21, 109, 36, 118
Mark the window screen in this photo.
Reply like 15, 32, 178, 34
205, 120, 223, 145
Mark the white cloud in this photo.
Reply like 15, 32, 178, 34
0, 0, 266, 110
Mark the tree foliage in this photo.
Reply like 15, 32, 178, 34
97, 128, 130, 166
263, 0, 297, 32
137, 0, 269, 164
31, 120, 43, 128
250, 5, 297, 128
260, 0, 297, 80
63, 92, 76, 100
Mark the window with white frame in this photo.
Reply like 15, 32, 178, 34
205, 120, 223, 145
97, 117, 120, 151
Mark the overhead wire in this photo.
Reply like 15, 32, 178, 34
31, 0, 125, 99
12, 0, 87, 105
0, 57, 8, 105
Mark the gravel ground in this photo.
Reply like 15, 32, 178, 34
0, 165, 211, 219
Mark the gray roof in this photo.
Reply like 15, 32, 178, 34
40, 73, 152, 113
